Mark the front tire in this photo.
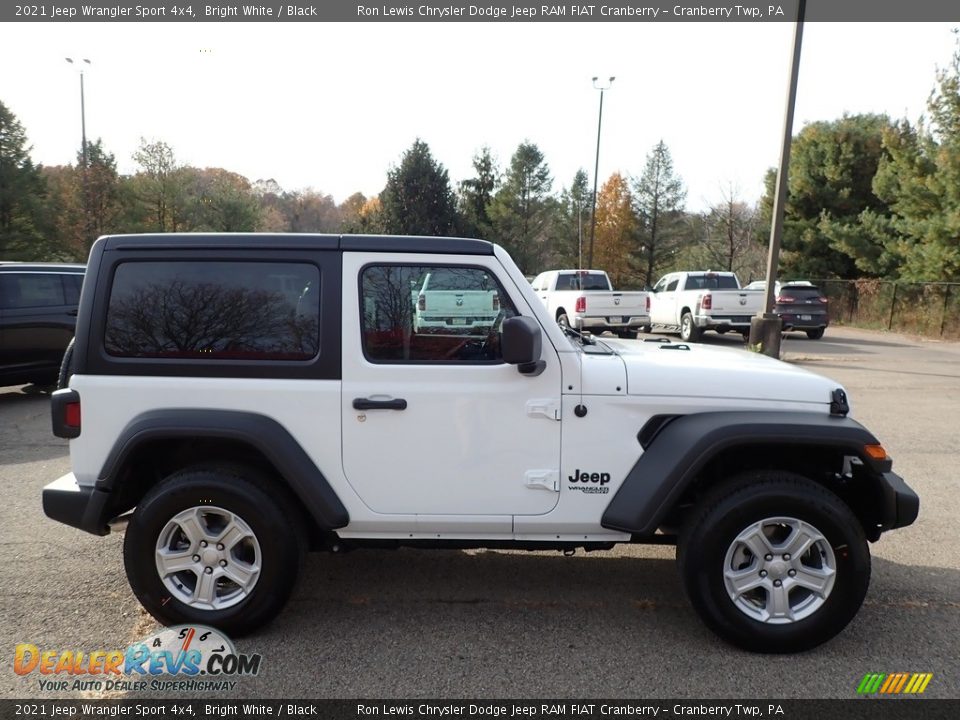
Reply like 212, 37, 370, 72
124, 466, 306, 636
678, 471, 870, 653
679, 312, 701, 342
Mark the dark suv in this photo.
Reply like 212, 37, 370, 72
0, 263, 85, 387
776, 282, 830, 339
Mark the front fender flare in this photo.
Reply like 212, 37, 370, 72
601, 411, 886, 536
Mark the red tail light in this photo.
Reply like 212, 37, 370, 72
701, 293, 712, 310
819, 296, 829, 304
575, 296, 586, 313
65, 402, 81, 429
417, 295, 426, 311
492, 293, 500, 310
51, 389, 81, 439
777, 295, 795, 304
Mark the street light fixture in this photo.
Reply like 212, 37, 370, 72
587, 75, 614, 269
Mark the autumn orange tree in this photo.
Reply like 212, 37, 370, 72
592, 173, 636, 288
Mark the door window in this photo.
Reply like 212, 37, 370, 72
360, 264, 517, 363
0, 274, 66, 309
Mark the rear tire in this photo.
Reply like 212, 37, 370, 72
57, 338, 76, 390
124, 466, 306, 636
616, 330, 637, 339
679, 313, 701, 342
557, 313, 570, 329
678, 471, 870, 653
806, 328, 825, 340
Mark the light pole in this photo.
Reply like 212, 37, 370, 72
65, 58, 91, 168
748, 0, 806, 357
65, 57, 92, 245
588, 76, 614, 269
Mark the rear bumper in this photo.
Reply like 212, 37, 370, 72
779, 312, 829, 330
878, 471, 920, 532
42, 473, 113, 536
694, 314, 753, 330
575, 315, 650, 331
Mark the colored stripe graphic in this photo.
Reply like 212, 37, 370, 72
857, 672, 932, 694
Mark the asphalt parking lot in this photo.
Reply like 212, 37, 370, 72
1, 325, 958, 699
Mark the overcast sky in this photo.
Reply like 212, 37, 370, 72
1, 21, 957, 211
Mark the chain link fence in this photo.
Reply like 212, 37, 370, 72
813, 279, 960, 339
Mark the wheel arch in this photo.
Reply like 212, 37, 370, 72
96, 409, 349, 534
601, 411, 900, 542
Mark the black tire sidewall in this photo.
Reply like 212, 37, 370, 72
124, 470, 302, 636
682, 480, 870, 653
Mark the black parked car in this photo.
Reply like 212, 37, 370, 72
776, 282, 830, 339
0, 263, 85, 387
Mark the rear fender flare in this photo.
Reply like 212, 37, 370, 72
99, 409, 349, 529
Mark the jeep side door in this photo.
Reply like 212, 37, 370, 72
340, 253, 562, 528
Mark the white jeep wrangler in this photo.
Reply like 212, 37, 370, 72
44, 234, 918, 653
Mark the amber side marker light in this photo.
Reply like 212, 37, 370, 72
864, 444, 888, 461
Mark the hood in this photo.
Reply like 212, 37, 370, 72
604, 339, 840, 407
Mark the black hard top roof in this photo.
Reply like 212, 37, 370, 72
100, 233, 494, 256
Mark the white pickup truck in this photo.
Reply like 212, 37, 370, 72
648, 271, 764, 342
413, 268, 500, 334
531, 269, 650, 338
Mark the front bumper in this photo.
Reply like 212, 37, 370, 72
42, 473, 113, 536
878, 471, 920, 532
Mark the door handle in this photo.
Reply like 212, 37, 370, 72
67, 308, 79, 316
353, 398, 408, 411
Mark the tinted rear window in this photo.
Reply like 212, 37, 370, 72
557, 272, 609, 291
104, 261, 319, 360
686, 275, 740, 290
424, 268, 496, 291
780, 286, 822, 297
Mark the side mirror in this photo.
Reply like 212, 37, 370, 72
501, 316, 545, 376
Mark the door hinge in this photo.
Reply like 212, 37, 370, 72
524, 470, 560, 492
526, 399, 561, 421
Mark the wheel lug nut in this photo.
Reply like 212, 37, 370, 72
783, 553, 791, 561
759, 570, 767, 578
788, 569, 796, 577
200, 541, 208, 548
764, 554, 773, 561
192, 555, 200, 562
219, 560, 227, 567
773, 579, 782, 587
217, 543, 224, 551
204, 567, 213, 574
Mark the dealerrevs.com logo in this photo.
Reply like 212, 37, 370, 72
14, 625, 261, 693
857, 672, 933, 695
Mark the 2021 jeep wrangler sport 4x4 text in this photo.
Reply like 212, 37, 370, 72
43, 234, 919, 653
